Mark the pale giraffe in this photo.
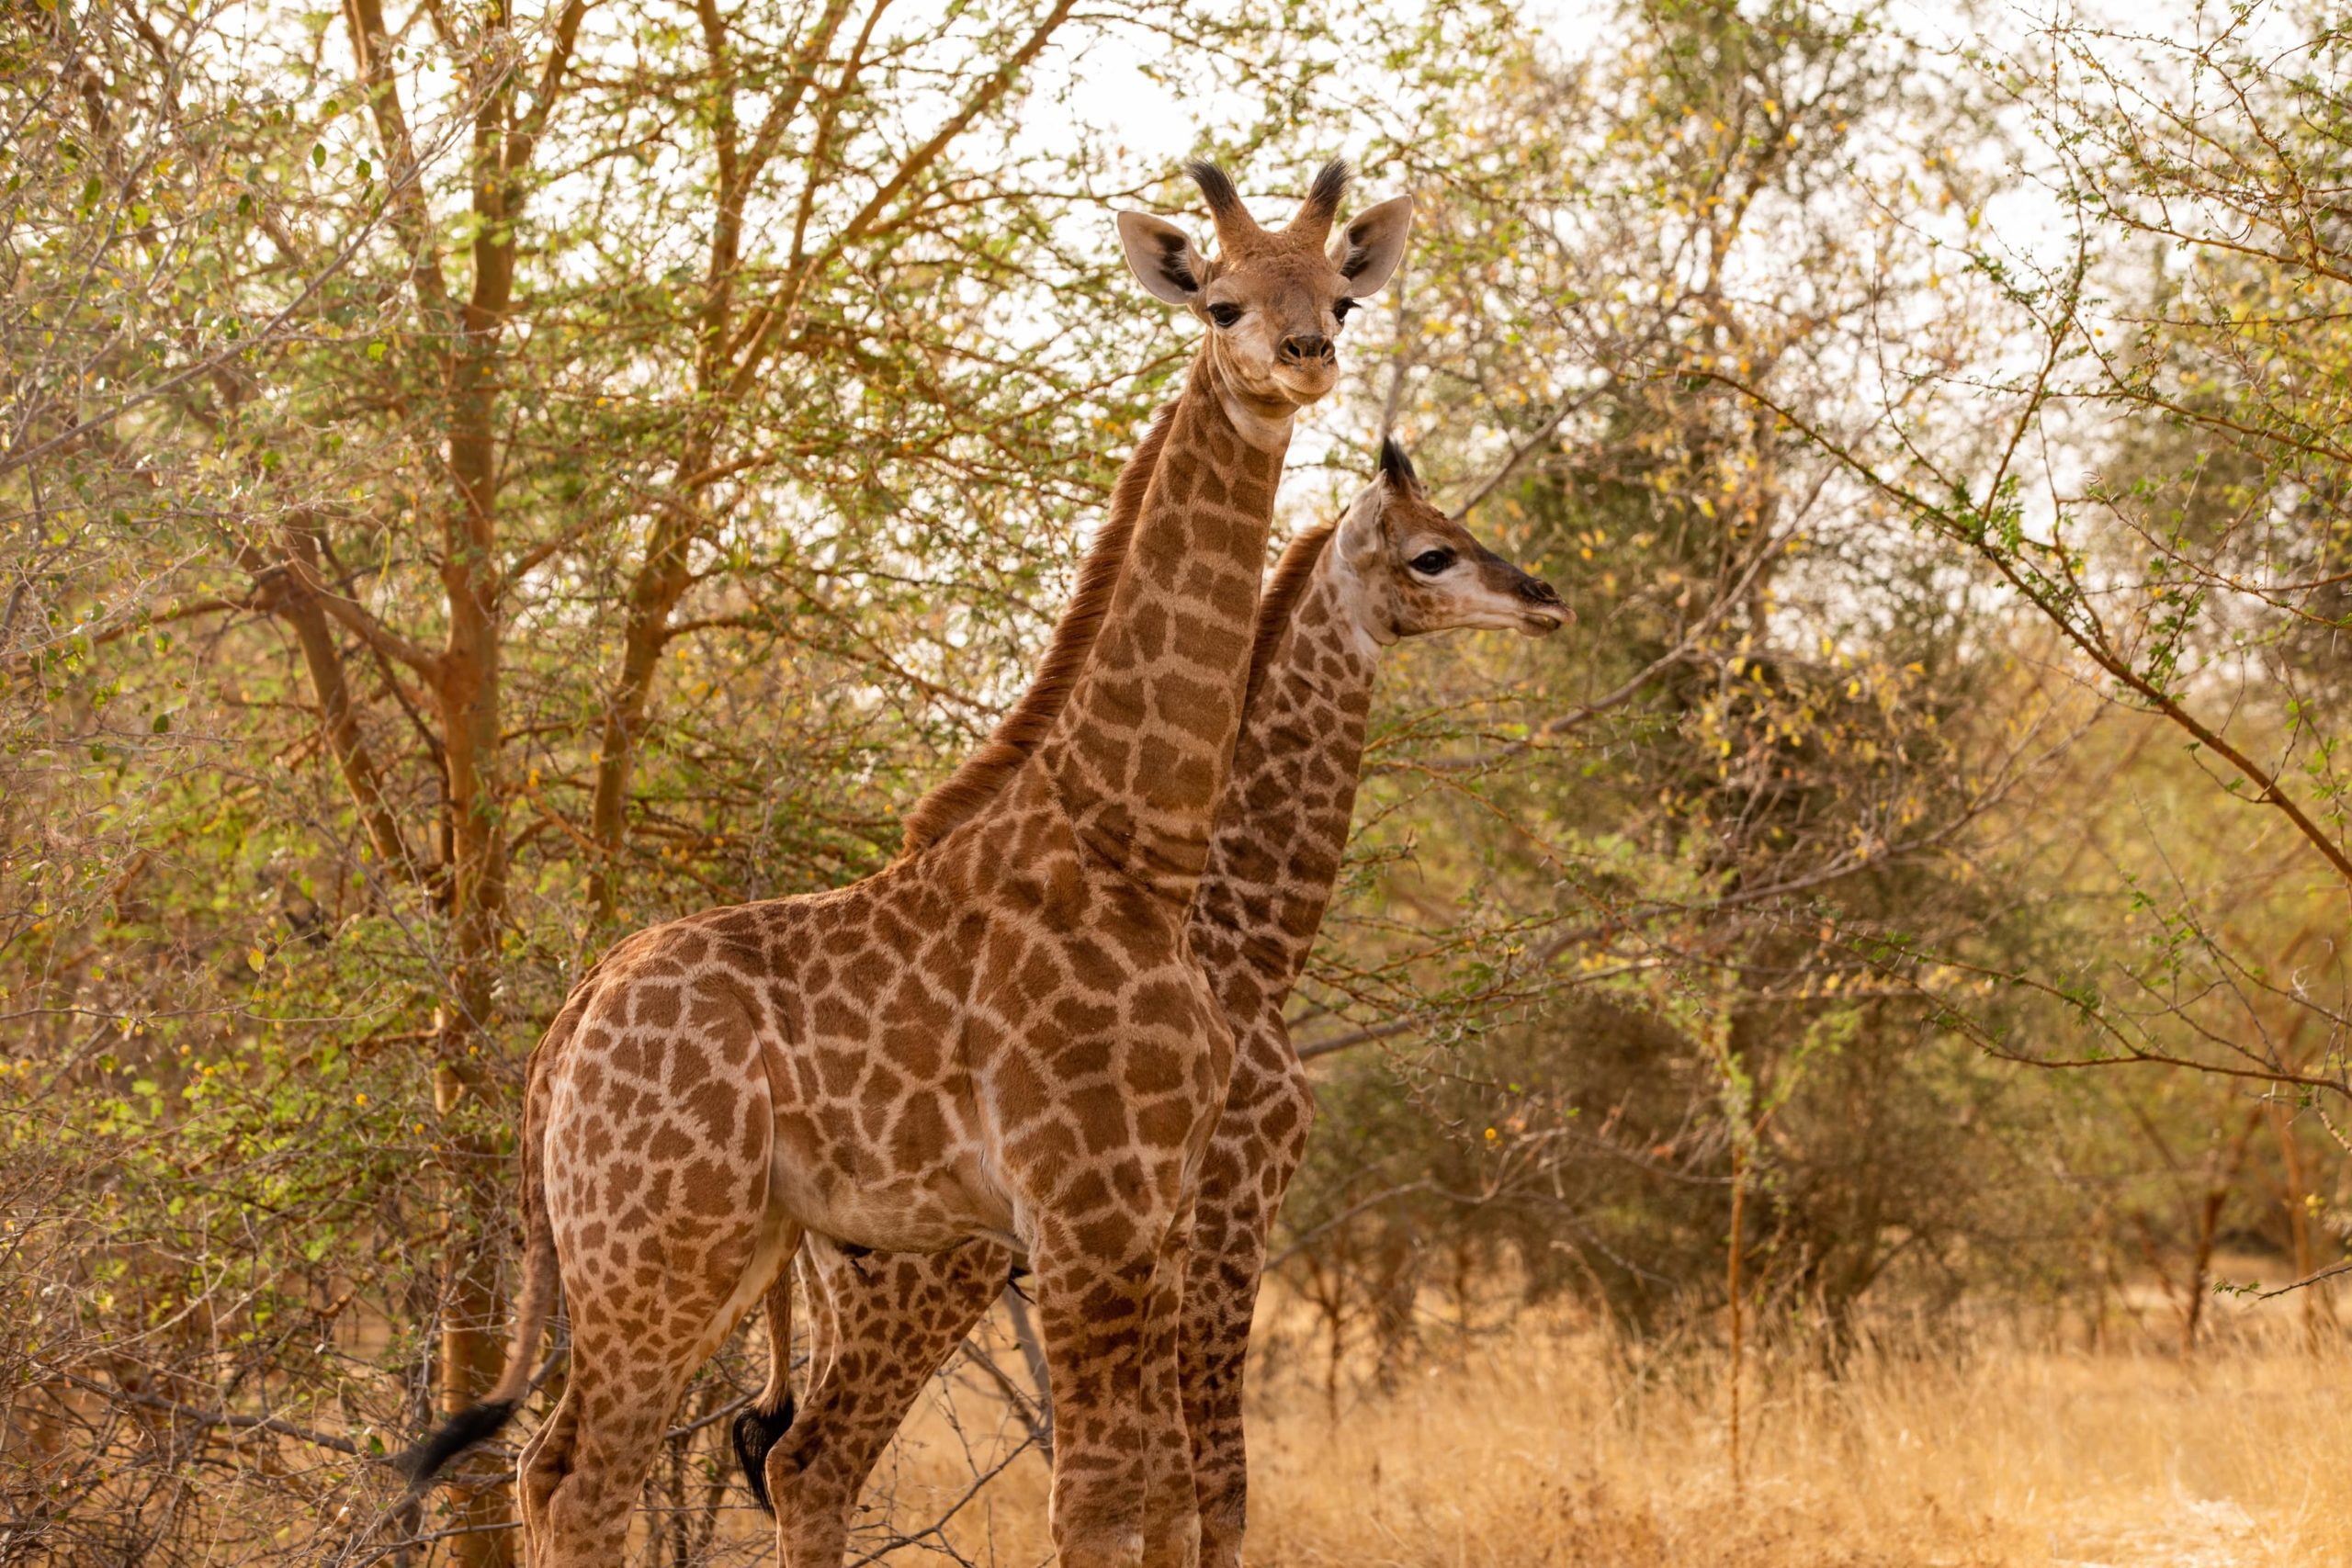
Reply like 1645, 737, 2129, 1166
738, 437, 1571, 1568
399, 159, 1415, 1568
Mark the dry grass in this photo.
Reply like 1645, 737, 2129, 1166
856, 1294, 2352, 1568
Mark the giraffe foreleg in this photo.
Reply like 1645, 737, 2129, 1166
1182, 1032, 1313, 1568
1027, 1199, 1197, 1568
1138, 1213, 1204, 1568
1178, 1192, 1273, 1568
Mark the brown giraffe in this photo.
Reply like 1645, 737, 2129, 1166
400, 159, 1415, 1568
739, 437, 1571, 1568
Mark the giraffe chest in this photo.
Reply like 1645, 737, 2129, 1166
761, 840, 1231, 1252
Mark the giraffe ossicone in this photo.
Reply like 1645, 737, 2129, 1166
400, 159, 1414, 1568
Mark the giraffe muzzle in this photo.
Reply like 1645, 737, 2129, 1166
1514, 572, 1573, 633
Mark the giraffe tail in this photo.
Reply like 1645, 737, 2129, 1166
731, 1255, 800, 1515
396, 1017, 570, 1489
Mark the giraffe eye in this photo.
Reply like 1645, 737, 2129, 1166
1207, 302, 1243, 328
1333, 298, 1357, 322
1409, 548, 1455, 575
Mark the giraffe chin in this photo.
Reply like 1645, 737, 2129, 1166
1266, 364, 1337, 405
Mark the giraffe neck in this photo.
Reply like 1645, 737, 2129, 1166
1032, 350, 1289, 904
1190, 544, 1379, 1012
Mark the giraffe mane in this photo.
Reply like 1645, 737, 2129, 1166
1243, 520, 1338, 713
897, 401, 1181, 859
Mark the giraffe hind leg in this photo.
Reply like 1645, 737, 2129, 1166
522, 1346, 691, 1566
530, 1226, 797, 1568
517, 1374, 580, 1560
535, 964, 795, 1560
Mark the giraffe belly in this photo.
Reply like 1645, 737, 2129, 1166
768, 1152, 1018, 1256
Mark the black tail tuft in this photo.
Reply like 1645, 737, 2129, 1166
731, 1395, 797, 1516
396, 1399, 517, 1489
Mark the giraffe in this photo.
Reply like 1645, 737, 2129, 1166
739, 436, 1571, 1568
399, 159, 1415, 1568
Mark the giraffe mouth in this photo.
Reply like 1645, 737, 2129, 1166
1267, 361, 1338, 404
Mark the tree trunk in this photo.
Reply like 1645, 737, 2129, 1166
2270, 1102, 2330, 1351
2179, 1103, 2264, 1359
430, 234, 518, 1568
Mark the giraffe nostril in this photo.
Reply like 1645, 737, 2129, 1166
1516, 577, 1563, 605
1279, 333, 1333, 366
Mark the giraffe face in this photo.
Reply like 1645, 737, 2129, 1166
1334, 438, 1573, 644
1117, 161, 1413, 417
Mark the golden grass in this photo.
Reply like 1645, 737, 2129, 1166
859, 1297, 2352, 1568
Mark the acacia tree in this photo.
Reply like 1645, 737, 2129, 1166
1675, 8, 2352, 1115
1266, 0, 2071, 1361
3, 0, 1315, 1557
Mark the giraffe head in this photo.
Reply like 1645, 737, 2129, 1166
1329, 437, 1573, 645
1117, 159, 1412, 446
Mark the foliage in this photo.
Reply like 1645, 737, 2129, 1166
5, 0, 2350, 1562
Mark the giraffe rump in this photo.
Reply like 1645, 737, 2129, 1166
897, 401, 1179, 857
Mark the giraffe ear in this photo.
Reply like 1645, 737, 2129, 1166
1338, 477, 1389, 567
1328, 194, 1413, 297
1116, 212, 1208, 306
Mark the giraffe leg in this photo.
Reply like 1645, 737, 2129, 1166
524, 1223, 797, 1568
516, 1375, 576, 1560
763, 1236, 1009, 1568
1138, 1222, 1203, 1568
1183, 1032, 1313, 1568
1029, 1209, 1194, 1568
533, 972, 795, 1562
514, 1343, 681, 1565
1178, 1203, 1270, 1568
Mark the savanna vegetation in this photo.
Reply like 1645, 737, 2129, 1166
4, 0, 2348, 1563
